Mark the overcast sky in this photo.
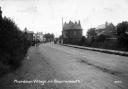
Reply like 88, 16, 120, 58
0, 0, 128, 37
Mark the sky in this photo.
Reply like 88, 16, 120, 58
0, 0, 128, 37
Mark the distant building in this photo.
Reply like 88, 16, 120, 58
34, 32, 44, 42
62, 20, 82, 44
95, 22, 116, 38
24, 28, 34, 41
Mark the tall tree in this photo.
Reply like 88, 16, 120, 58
116, 21, 128, 35
116, 21, 128, 50
86, 28, 97, 39
44, 33, 55, 42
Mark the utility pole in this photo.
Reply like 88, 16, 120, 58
62, 17, 64, 30
61, 17, 64, 43
62, 18, 64, 36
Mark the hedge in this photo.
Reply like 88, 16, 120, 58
0, 17, 31, 76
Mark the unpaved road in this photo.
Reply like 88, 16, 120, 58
0, 43, 128, 89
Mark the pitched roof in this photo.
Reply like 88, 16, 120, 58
63, 20, 82, 30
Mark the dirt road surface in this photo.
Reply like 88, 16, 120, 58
0, 43, 128, 89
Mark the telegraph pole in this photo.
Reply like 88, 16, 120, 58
61, 17, 64, 43
62, 17, 64, 30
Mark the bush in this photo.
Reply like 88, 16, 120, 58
79, 36, 89, 46
0, 17, 31, 75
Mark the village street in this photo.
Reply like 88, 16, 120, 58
0, 43, 128, 89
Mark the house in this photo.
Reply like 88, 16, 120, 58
24, 28, 34, 41
95, 22, 116, 39
34, 32, 44, 42
62, 20, 82, 44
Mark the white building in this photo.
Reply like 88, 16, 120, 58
34, 32, 44, 42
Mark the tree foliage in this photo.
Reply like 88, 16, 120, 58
116, 21, 128, 50
44, 33, 55, 42
79, 36, 89, 46
116, 21, 128, 35
86, 28, 97, 39
95, 34, 109, 43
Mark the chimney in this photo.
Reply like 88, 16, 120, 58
78, 20, 81, 26
105, 22, 108, 27
78, 20, 80, 24
69, 20, 72, 24
75, 21, 77, 24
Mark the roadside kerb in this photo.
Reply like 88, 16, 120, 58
60, 44, 128, 56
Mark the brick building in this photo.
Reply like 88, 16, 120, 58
24, 28, 34, 41
62, 20, 82, 44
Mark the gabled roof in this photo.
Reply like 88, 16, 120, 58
96, 24, 106, 30
95, 22, 116, 37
